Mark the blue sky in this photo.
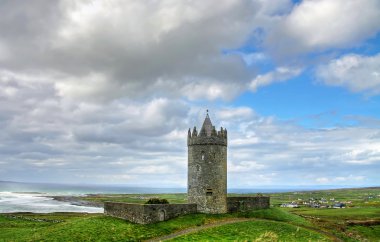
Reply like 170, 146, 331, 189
0, 0, 379, 188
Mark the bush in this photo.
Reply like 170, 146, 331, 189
145, 198, 169, 204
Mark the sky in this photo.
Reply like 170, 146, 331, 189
0, 0, 380, 188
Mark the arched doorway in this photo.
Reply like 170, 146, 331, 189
158, 209, 166, 221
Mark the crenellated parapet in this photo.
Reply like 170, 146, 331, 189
187, 126, 227, 146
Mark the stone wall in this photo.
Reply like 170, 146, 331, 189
104, 202, 197, 224
227, 196, 270, 212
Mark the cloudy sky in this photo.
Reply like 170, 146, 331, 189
1, 0, 380, 188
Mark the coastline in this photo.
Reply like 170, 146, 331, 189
49, 195, 103, 208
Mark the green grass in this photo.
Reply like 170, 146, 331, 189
0, 213, 245, 241
83, 193, 187, 205
0, 208, 315, 241
347, 225, 380, 241
288, 207, 380, 241
241, 207, 311, 226
0, 213, 213, 241
290, 207, 380, 220
267, 187, 380, 207
170, 220, 329, 241
79, 187, 380, 209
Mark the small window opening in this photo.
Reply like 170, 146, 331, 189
196, 165, 201, 172
201, 151, 205, 161
213, 153, 216, 159
206, 188, 213, 196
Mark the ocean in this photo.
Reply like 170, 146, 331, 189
0, 181, 186, 213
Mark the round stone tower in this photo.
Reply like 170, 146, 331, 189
187, 112, 227, 214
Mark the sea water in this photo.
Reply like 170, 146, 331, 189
0, 192, 103, 213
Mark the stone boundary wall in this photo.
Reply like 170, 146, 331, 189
104, 202, 197, 224
227, 196, 270, 212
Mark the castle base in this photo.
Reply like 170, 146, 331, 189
104, 196, 270, 224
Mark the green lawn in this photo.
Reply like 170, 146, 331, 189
288, 207, 380, 241
0, 208, 316, 241
170, 220, 329, 241
290, 207, 380, 220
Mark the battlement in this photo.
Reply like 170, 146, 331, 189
187, 112, 227, 147
187, 126, 227, 146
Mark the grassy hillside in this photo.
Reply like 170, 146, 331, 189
1, 187, 379, 241
288, 207, 380, 241
0, 208, 315, 241
170, 220, 329, 241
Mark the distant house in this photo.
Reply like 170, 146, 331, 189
281, 203, 299, 208
310, 203, 320, 208
333, 203, 346, 208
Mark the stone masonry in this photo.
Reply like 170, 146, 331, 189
187, 112, 227, 213
227, 197, 270, 212
104, 202, 197, 224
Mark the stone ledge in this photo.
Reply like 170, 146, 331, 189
188, 137, 227, 146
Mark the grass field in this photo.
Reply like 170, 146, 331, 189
266, 187, 380, 207
0, 208, 315, 241
287, 206, 380, 241
81, 193, 187, 205
1, 187, 379, 241
170, 220, 329, 241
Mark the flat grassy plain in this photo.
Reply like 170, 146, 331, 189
1, 187, 379, 241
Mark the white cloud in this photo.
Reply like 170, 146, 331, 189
316, 53, 380, 94
0, 0, 267, 101
262, 0, 380, 59
129, 165, 173, 174
225, 112, 380, 187
217, 107, 255, 121
316, 177, 329, 184
1, 79, 379, 186
249, 66, 302, 91
228, 161, 265, 173
49, 0, 260, 100
285, 0, 380, 49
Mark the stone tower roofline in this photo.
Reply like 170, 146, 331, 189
187, 112, 227, 146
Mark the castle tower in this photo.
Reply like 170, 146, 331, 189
187, 112, 227, 213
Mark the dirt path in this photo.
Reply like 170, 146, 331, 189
145, 218, 251, 242
145, 218, 343, 242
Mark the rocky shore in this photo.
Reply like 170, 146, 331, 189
50, 195, 103, 208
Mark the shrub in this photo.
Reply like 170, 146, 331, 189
145, 198, 169, 204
